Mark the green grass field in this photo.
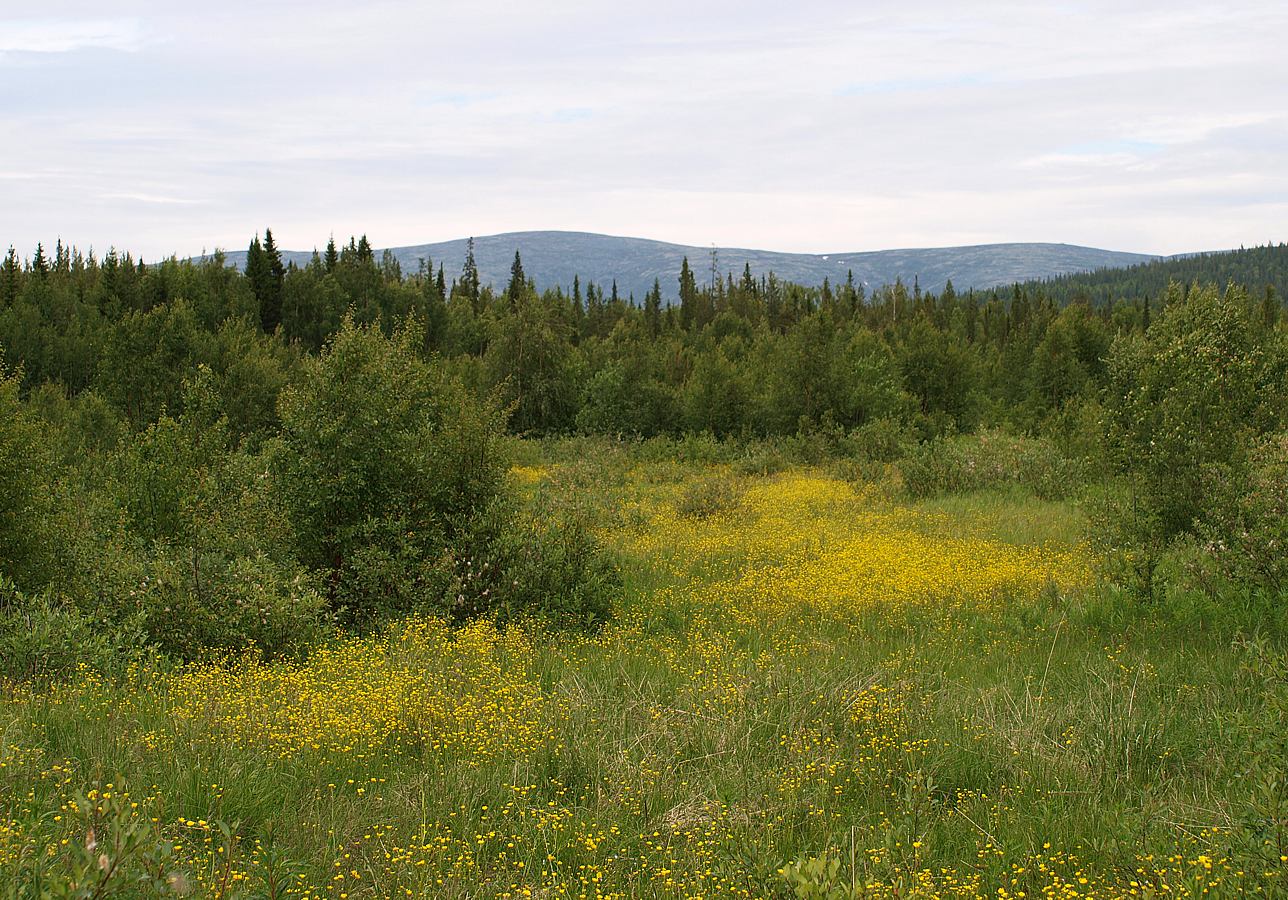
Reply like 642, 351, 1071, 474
3, 443, 1286, 898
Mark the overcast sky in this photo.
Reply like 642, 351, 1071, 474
2, 1, 1286, 259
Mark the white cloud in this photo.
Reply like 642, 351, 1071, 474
0, 18, 148, 55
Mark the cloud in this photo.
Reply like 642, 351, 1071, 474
0, 18, 148, 56
0, 1, 1284, 259
96, 191, 199, 206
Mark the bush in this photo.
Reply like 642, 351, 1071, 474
0, 360, 59, 591
844, 416, 916, 463
273, 317, 509, 625
441, 497, 619, 628
1102, 283, 1286, 545
0, 579, 123, 682
274, 317, 618, 629
1198, 431, 1288, 594
127, 548, 328, 659
1094, 284, 1287, 598
900, 429, 1086, 500
676, 471, 745, 518
88, 368, 328, 658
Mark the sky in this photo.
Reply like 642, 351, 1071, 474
2, 1, 1286, 260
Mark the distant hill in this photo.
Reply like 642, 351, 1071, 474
206, 231, 1160, 301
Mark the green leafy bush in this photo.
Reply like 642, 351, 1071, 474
91, 368, 328, 657
0, 360, 59, 591
676, 471, 745, 519
273, 317, 617, 629
0, 579, 123, 682
273, 317, 508, 625
444, 497, 619, 628
1101, 283, 1286, 545
900, 429, 1086, 500
1198, 432, 1288, 594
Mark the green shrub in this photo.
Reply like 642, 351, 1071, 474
1102, 283, 1286, 546
676, 471, 745, 518
0, 579, 124, 683
273, 317, 509, 625
0, 360, 59, 591
126, 548, 328, 659
1197, 431, 1288, 594
844, 416, 916, 463
900, 430, 1085, 500
87, 367, 329, 657
442, 497, 618, 628
273, 317, 617, 629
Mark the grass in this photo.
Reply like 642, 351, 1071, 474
2, 441, 1286, 897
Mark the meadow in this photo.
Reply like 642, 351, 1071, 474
3, 439, 1285, 898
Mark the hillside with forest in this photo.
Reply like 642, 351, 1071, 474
206, 231, 1160, 300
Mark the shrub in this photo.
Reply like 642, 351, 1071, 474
900, 429, 1085, 500
0, 360, 59, 591
124, 548, 328, 659
273, 317, 509, 625
0, 579, 123, 682
844, 416, 916, 463
1198, 431, 1288, 594
441, 496, 619, 628
84, 368, 329, 658
676, 471, 745, 519
273, 317, 617, 629
1102, 283, 1286, 545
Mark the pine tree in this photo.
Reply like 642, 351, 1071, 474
461, 237, 480, 312
30, 243, 48, 277
356, 235, 374, 264
1260, 285, 1279, 329
260, 228, 285, 333
644, 278, 662, 337
507, 250, 526, 307
571, 275, 584, 323
244, 234, 267, 317
0, 247, 20, 305
679, 257, 697, 331
324, 235, 339, 273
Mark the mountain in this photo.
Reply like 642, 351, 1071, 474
207, 231, 1160, 301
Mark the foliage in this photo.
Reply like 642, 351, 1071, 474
0, 581, 121, 683
0, 362, 58, 590
1197, 431, 1288, 593
1097, 284, 1287, 598
900, 429, 1086, 500
445, 497, 619, 628
273, 316, 516, 625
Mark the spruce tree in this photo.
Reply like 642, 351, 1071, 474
244, 234, 267, 318
30, 243, 48, 277
260, 228, 285, 334
0, 247, 20, 305
679, 257, 697, 331
324, 235, 339, 273
644, 278, 662, 337
572, 275, 584, 319
461, 238, 480, 312
507, 250, 526, 307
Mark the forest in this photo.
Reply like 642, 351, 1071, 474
2, 234, 1287, 897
